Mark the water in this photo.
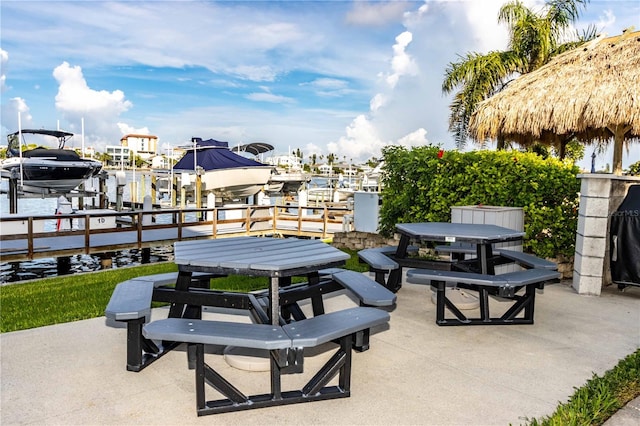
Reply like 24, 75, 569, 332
0, 171, 174, 284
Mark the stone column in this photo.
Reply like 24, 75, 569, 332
573, 174, 640, 295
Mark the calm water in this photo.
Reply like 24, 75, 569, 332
0, 171, 173, 284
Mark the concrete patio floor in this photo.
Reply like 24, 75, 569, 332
1, 275, 639, 425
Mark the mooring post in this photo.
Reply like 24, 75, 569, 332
56, 256, 72, 275
195, 168, 203, 220
99, 253, 113, 269
141, 248, 151, 263
98, 171, 109, 209
116, 171, 126, 211
9, 169, 19, 214
151, 174, 157, 201
171, 174, 177, 207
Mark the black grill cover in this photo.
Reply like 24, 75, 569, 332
609, 185, 640, 285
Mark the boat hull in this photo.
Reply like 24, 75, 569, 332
199, 166, 273, 200
0, 157, 102, 193
266, 172, 310, 195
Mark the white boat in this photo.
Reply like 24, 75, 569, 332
172, 138, 273, 201
0, 129, 102, 194
266, 168, 311, 195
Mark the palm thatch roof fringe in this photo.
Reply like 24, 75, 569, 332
469, 30, 640, 171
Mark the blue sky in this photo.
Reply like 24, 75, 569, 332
1, 0, 638, 171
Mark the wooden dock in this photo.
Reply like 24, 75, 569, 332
0, 204, 353, 262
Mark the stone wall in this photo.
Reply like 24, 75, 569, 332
332, 231, 397, 251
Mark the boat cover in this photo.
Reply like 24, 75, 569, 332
609, 185, 640, 286
174, 138, 266, 171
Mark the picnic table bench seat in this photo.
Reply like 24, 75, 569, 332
406, 267, 560, 326
105, 279, 164, 371
142, 306, 390, 416
357, 245, 418, 291
105, 272, 221, 371
435, 244, 558, 271
330, 270, 397, 307
494, 249, 558, 270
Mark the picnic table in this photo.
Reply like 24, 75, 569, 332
106, 236, 393, 415
358, 222, 560, 325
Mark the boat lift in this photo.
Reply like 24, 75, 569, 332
3, 169, 109, 214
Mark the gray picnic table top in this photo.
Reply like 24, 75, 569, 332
174, 236, 349, 275
395, 222, 525, 244
173, 237, 350, 325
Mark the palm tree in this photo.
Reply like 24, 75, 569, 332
442, 0, 595, 150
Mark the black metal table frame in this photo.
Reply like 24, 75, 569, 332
149, 263, 374, 413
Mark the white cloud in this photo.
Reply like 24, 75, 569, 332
245, 90, 295, 104
370, 93, 386, 112
1, 97, 33, 135
397, 128, 430, 148
386, 31, 417, 88
52, 62, 132, 151
346, 1, 411, 26
230, 65, 278, 82
0, 49, 8, 93
117, 123, 151, 136
303, 142, 324, 157
328, 1, 510, 162
303, 78, 353, 97
328, 114, 387, 160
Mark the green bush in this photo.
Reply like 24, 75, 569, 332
379, 146, 581, 258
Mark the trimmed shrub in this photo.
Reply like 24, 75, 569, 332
379, 146, 580, 258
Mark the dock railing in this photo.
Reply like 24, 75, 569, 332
0, 203, 352, 262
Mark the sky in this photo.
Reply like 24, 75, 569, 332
1, 0, 639, 172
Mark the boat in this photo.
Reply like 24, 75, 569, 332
230, 142, 311, 196
172, 138, 273, 201
266, 168, 311, 195
1, 129, 103, 194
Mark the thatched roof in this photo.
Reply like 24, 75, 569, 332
468, 29, 640, 173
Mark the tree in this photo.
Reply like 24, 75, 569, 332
442, 0, 595, 149
96, 152, 112, 166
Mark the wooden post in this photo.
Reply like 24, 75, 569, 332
78, 182, 85, 210
195, 173, 202, 220
151, 174, 157, 201
99, 171, 108, 209
171, 175, 177, 207
99, 253, 113, 269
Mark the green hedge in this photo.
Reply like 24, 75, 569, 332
379, 146, 581, 258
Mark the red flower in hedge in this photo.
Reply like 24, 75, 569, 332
437, 149, 444, 159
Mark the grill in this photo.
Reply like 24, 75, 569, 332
609, 185, 640, 289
